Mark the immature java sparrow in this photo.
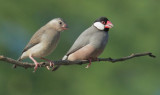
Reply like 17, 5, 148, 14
17, 18, 68, 72
62, 17, 113, 68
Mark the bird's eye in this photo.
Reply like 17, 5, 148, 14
59, 22, 62, 25
101, 21, 105, 25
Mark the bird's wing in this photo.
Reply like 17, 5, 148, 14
22, 40, 40, 53
65, 27, 94, 56
22, 27, 46, 53
66, 37, 88, 56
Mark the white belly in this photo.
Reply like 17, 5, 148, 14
20, 43, 53, 59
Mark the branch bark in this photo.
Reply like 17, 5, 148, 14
0, 52, 156, 70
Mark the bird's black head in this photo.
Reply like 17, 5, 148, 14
94, 17, 113, 32
94, 17, 109, 24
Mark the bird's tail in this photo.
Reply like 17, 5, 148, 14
52, 55, 68, 71
62, 55, 68, 60
13, 56, 22, 68
52, 65, 61, 71
17, 56, 22, 61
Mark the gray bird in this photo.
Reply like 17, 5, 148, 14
62, 17, 113, 68
18, 18, 68, 71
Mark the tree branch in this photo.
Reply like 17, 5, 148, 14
0, 52, 156, 69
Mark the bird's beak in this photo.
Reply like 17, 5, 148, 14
62, 24, 68, 30
105, 21, 113, 29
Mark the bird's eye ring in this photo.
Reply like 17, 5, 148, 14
101, 21, 105, 24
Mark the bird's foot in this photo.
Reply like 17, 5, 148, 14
33, 62, 39, 72
29, 54, 40, 72
85, 58, 92, 68
85, 63, 91, 68
46, 61, 55, 70
40, 57, 54, 70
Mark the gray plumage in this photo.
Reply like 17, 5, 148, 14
63, 25, 109, 60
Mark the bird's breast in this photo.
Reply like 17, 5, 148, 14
67, 44, 102, 61
91, 31, 108, 50
43, 32, 60, 53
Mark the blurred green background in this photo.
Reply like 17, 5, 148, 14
0, 0, 159, 95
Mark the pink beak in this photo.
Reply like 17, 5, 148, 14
62, 24, 68, 30
105, 21, 113, 29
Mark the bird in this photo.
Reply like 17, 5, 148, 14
17, 18, 68, 72
62, 17, 113, 68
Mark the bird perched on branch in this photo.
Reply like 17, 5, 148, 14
62, 17, 113, 68
17, 18, 68, 72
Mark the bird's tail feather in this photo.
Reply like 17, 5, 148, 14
13, 56, 22, 68
52, 55, 68, 71
62, 55, 68, 60
52, 65, 61, 71
17, 56, 22, 61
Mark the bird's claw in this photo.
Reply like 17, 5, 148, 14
46, 66, 50, 70
85, 63, 91, 68
50, 62, 54, 67
33, 63, 39, 72
46, 61, 54, 70
85, 58, 92, 68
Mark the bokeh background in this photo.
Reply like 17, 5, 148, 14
0, 0, 159, 95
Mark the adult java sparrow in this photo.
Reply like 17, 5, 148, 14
17, 18, 68, 72
62, 17, 113, 68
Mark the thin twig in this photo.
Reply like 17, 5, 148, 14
0, 52, 156, 69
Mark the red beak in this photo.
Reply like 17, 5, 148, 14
105, 21, 113, 29
62, 24, 68, 30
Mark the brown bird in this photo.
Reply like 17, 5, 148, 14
18, 18, 68, 72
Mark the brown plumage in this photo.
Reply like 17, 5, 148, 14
18, 18, 68, 71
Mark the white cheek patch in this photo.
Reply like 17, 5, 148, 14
93, 22, 105, 30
